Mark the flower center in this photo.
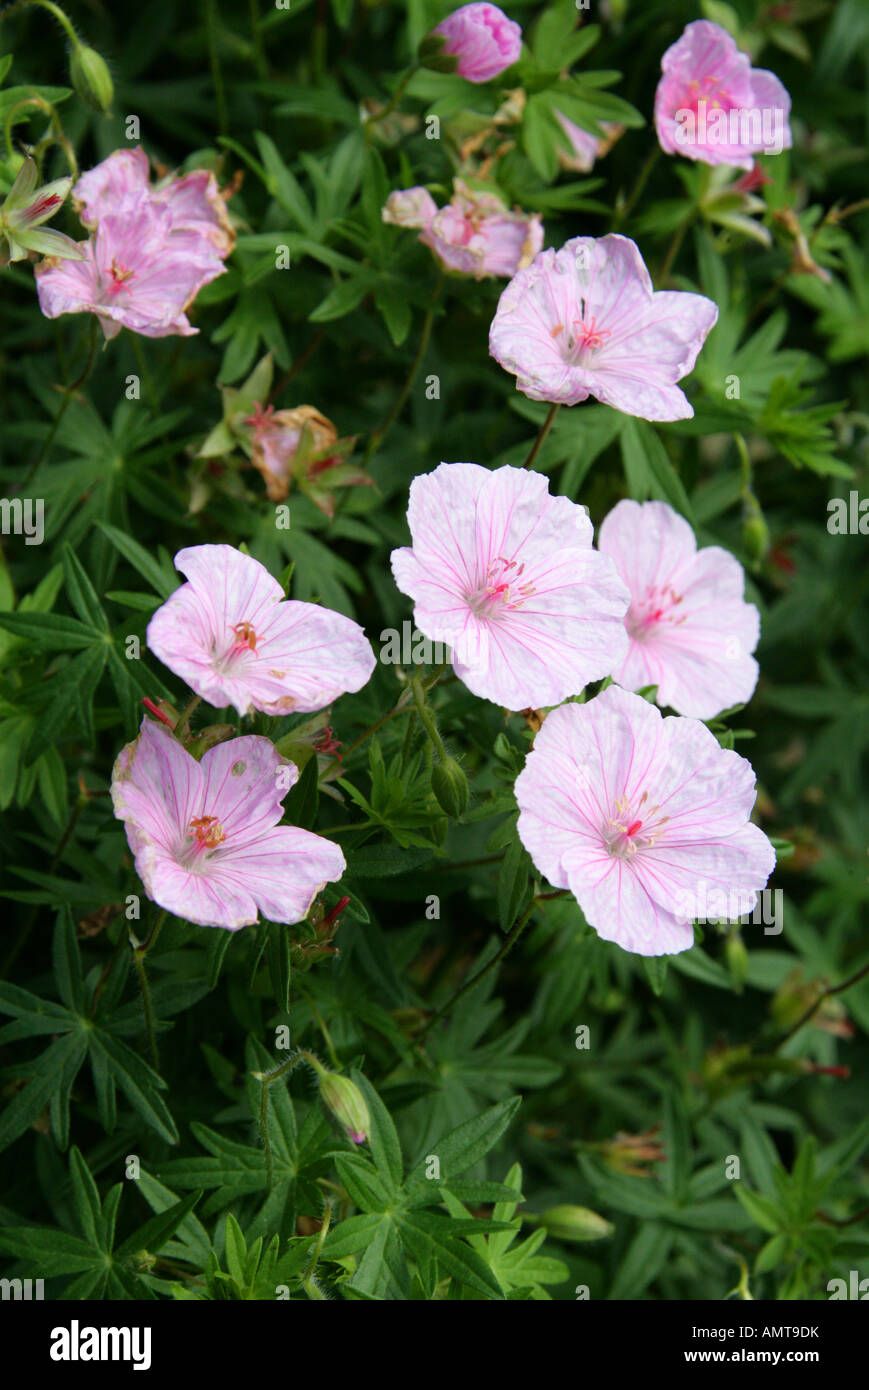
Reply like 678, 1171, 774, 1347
550, 310, 612, 363
186, 815, 226, 858
231, 621, 258, 653
625, 584, 685, 640
685, 77, 734, 114
108, 258, 136, 293
605, 792, 668, 858
469, 556, 536, 616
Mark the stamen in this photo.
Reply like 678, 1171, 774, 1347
188, 815, 225, 849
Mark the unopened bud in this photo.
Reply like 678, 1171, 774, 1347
725, 931, 748, 992
307, 1056, 369, 1144
70, 44, 114, 115
742, 513, 769, 568
431, 757, 469, 818
539, 1205, 613, 1243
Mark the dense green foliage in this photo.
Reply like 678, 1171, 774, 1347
0, 0, 867, 1301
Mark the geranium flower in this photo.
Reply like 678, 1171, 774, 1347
111, 719, 344, 929
383, 180, 542, 279
146, 544, 376, 716
489, 234, 718, 421
598, 499, 760, 719
430, 3, 522, 83
390, 463, 630, 710
35, 146, 233, 339
35, 196, 225, 340
654, 20, 792, 169
515, 685, 776, 956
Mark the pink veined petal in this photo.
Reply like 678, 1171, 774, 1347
73, 147, 151, 226
562, 842, 696, 956
638, 820, 776, 923
392, 464, 629, 709
212, 824, 346, 925
514, 685, 774, 957
198, 735, 295, 843
111, 718, 203, 856
600, 499, 759, 719
147, 544, 375, 716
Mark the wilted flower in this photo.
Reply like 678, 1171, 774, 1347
515, 685, 776, 956
72, 146, 235, 256
654, 20, 792, 169
244, 401, 370, 515
429, 3, 522, 83
596, 1127, 666, 1177
554, 113, 621, 172
36, 197, 226, 340
146, 544, 376, 717
111, 719, 345, 930
489, 234, 718, 422
383, 180, 542, 280
0, 157, 81, 263
390, 463, 629, 710
597, 499, 760, 719
35, 146, 234, 339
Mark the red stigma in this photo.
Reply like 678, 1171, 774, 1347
626, 820, 643, 837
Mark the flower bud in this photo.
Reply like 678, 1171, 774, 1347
725, 931, 748, 992
431, 756, 469, 818
539, 1205, 613, 1243
308, 1057, 369, 1144
742, 513, 769, 568
69, 44, 114, 115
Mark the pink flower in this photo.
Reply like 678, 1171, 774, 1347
598, 500, 760, 720
554, 114, 620, 173
35, 196, 224, 339
73, 146, 235, 256
111, 718, 344, 929
146, 544, 376, 717
654, 20, 792, 169
390, 463, 630, 710
383, 180, 542, 279
515, 685, 776, 956
432, 3, 522, 83
489, 234, 718, 422
35, 147, 234, 339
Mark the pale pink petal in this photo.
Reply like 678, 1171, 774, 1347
146, 544, 375, 716
599, 499, 759, 719
515, 685, 775, 956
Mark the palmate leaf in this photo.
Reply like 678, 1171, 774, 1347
0, 911, 177, 1151
0, 1145, 200, 1296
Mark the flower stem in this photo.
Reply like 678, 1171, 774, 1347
522, 402, 559, 470
204, 0, 228, 136
656, 218, 689, 285
411, 676, 446, 760
130, 910, 166, 1071
365, 285, 440, 462
417, 893, 565, 1039
612, 146, 661, 231
772, 956, 869, 1051
22, 317, 99, 488
174, 694, 202, 741
255, 1051, 304, 1186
